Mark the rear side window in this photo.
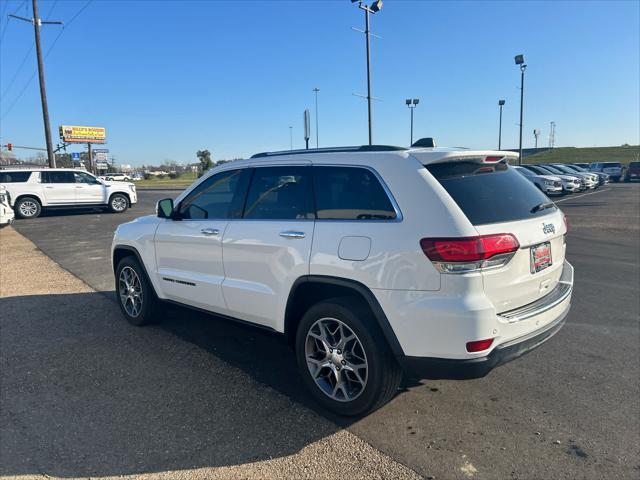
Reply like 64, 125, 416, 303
0, 171, 31, 183
426, 162, 555, 225
243, 166, 314, 220
313, 166, 396, 220
179, 169, 251, 220
42, 171, 76, 183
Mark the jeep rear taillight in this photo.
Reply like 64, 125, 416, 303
420, 234, 520, 273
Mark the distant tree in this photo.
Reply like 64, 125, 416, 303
196, 150, 213, 176
55, 153, 73, 168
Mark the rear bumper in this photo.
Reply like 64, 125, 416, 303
398, 261, 573, 380
400, 311, 567, 379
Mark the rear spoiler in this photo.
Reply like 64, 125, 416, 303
411, 150, 519, 166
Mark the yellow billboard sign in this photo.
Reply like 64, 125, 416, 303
59, 125, 106, 144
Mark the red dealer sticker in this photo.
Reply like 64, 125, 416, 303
530, 242, 552, 274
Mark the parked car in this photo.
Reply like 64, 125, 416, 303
537, 165, 588, 190
522, 165, 582, 193
112, 143, 573, 416
567, 164, 609, 185
0, 185, 14, 227
513, 166, 563, 196
590, 162, 622, 182
547, 164, 599, 189
0, 168, 137, 219
624, 161, 640, 182
105, 173, 131, 182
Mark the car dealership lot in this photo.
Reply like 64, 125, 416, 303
4, 183, 639, 479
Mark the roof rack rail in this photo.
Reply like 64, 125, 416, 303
250, 145, 406, 159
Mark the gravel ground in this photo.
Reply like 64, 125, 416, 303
0, 226, 421, 480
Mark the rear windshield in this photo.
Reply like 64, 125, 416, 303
426, 162, 556, 225
602, 162, 621, 167
0, 171, 32, 183
629, 162, 640, 168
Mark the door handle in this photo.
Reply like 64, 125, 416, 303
201, 228, 220, 236
279, 231, 305, 239
44, 186, 54, 189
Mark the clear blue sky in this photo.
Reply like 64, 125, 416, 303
1, 0, 638, 166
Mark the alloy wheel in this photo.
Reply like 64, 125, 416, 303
305, 317, 368, 402
112, 196, 127, 212
19, 200, 38, 217
118, 266, 143, 317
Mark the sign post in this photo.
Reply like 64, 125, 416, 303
304, 109, 310, 150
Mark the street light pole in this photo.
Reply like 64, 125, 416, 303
289, 126, 293, 150
498, 99, 505, 150
405, 98, 419, 146
515, 54, 526, 165
10, 0, 63, 169
313, 87, 320, 149
353, 1, 382, 145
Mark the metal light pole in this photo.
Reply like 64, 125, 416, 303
405, 98, 419, 146
289, 126, 293, 150
515, 54, 526, 165
352, 0, 383, 145
313, 87, 320, 149
533, 128, 540, 149
9, 0, 63, 168
498, 99, 505, 150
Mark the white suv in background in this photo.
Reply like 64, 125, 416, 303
0, 185, 14, 226
111, 143, 573, 416
0, 168, 137, 219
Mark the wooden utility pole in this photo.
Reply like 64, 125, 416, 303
9, 0, 63, 169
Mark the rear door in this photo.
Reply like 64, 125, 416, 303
154, 168, 251, 314
222, 165, 314, 329
426, 161, 567, 312
40, 171, 77, 204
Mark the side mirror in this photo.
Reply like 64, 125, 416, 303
157, 198, 174, 219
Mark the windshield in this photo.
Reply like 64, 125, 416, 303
550, 165, 577, 174
568, 165, 587, 172
602, 162, 621, 168
541, 165, 566, 175
425, 162, 556, 225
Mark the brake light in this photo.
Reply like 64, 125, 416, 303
466, 338, 494, 353
420, 234, 520, 273
484, 156, 504, 163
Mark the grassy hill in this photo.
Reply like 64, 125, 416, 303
525, 145, 639, 165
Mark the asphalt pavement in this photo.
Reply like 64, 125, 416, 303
7, 182, 640, 479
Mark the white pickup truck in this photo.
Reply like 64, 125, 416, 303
0, 168, 137, 219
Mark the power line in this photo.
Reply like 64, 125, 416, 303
1, 0, 57, 99
0, 0, 28, 42
0, 0, 93, 121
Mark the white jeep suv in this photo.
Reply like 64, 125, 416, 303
0, 168, 137, 219
111, 144, 573, 416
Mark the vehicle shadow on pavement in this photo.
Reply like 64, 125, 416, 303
0, 291, 352, 477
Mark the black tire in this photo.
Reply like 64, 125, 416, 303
115, 256, 161, 326
109, 193, 129, 213
295, 297, 402, 416
14, 196, 42, 219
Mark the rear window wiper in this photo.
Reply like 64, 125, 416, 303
530, 201, 555, 213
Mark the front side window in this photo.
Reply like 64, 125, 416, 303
313, 166, 396, 220
179, 169, 251, 220
0, 171, 32, 183
243, 166, 314, 220
41, 171, 76, 183
74, 172, 100, 184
